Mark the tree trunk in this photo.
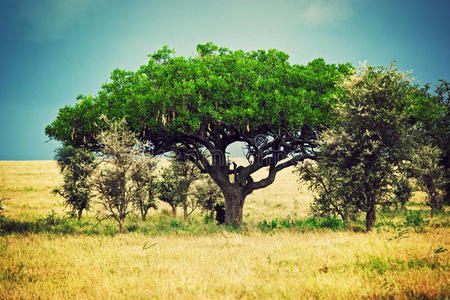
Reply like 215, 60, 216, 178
171, 206, 177, 218
183, 206, 188, 223
77, 209, 82, 221
365, 204, 376, 232
339, 212, 347, 223
430, 197, 440, 218
429, 192, 442, 218
118, 218, 124, 234
223, 189, 246, 227
140, 203, 148, 221
210, 209, 215, 220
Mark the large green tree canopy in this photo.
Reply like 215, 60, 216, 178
46, 43, 352, 226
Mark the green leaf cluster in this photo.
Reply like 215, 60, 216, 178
52, 146, 96, 219
45, 43, 352, 149
296, 64, 420, 230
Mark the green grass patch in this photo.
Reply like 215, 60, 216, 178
257, 216, 344, 232
355, 255, 448, 275
0, 211, 226, 236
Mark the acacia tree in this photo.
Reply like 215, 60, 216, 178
53, 146, 96, 220
297, 64, 418, 231
45, 43, 351, 226
91, 117, 152, 233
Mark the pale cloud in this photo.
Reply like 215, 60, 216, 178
302, 0, 355, 26
213, 0, 357, 34
18, 0, 104, 41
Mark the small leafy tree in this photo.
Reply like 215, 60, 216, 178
53, 146, 96, 220
130, 160, 158, 221
296, 64, 417, 231
296, 159, 358, 222
409, 80, 449, 205
193, 177, 224, 220
91, 116, 152, 233
392, 174, 412, 209
157, 157, 201, 222
410, 145, 447, 217
174, 158, 202, 222
157, 167, 183, 218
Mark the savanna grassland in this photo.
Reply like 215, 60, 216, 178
0, 161, 449, 299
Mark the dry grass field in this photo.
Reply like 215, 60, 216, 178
0, 161, 449, 299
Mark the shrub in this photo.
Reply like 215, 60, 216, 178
404, 210, 426, 227
257, 220, 278, 232
53, 146, 96, 220
257, 216, 344, 232
44, 210, 64, 226
193, 177, 224, 221
318, 217, 344, 231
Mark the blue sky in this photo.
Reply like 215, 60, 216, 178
0, 0, 449, 160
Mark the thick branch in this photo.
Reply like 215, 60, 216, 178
246, 154, 314, 194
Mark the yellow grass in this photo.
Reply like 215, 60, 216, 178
0, 161, 63, 219
0, 161, 449, 299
